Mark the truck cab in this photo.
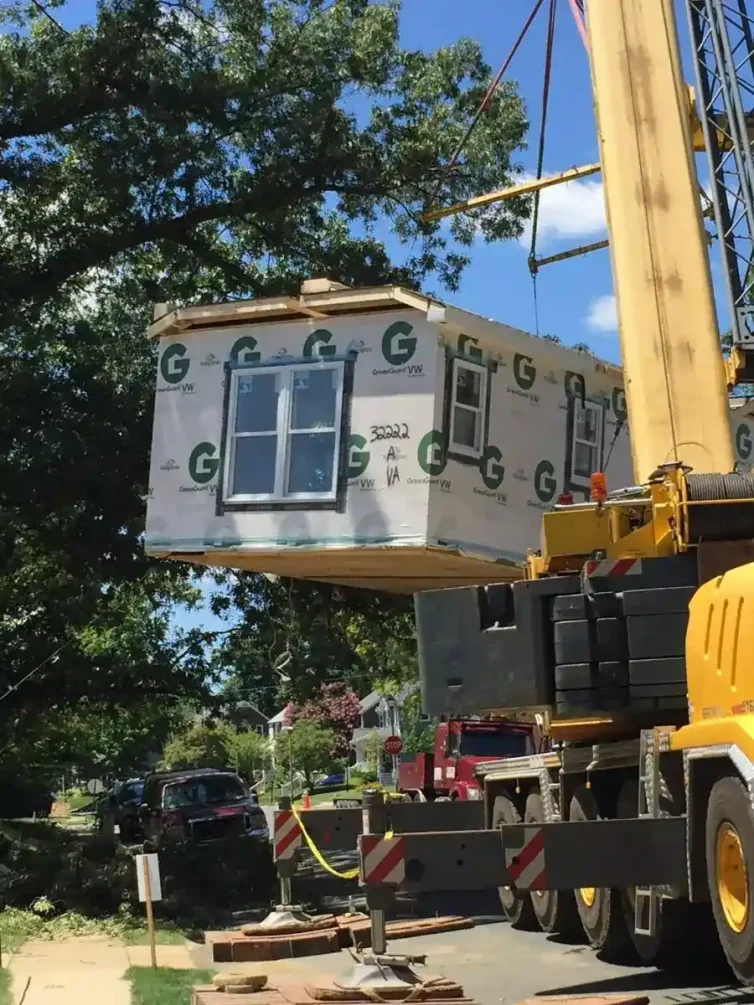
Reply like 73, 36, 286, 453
398, 719, 540, 801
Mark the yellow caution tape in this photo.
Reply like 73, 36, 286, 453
291, 806, 359, 880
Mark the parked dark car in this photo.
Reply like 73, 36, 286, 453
95, 778, 145, 842
139, 769, 269, 851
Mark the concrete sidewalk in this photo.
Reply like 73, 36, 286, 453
8, 937, 131, 1005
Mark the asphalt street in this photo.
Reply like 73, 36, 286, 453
258, 806, 748, 1004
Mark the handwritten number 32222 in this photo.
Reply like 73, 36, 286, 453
370, 424, 409, 442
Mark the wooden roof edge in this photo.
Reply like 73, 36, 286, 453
147, 285, 442, 340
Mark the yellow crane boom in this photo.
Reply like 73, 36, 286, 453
587, 0, 734, 481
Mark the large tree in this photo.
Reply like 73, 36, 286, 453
0, 0, 531, 755
1, 0, 529, 320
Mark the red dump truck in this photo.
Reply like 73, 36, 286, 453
396, 718, 543, 801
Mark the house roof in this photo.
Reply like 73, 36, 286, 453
359, 685, 417, 713
359, 691, 380, 714
268, 707, 288, 725
148, 283, 438, 341
145, 279, 621, 381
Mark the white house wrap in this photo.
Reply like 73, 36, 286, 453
145, 281, 754, 592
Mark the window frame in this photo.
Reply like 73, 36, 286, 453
567, 396, 606, 490
443, 352, 494, 465
217, 353, 355, 514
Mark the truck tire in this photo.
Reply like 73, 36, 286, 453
569, 784, 631, 959
492, 794, 537, 930
706, 775, 754, 984
616, 778, 695, 964
525, 791, 581, 938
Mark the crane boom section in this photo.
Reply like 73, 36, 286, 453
586, 0, 733, 482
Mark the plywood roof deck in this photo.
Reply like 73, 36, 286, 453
147, 280, 623, 384
151, 544, 523, 594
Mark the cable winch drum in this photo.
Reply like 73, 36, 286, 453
685, 473, 754, 542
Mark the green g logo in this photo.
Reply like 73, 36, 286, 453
347, 434, 370, 478
382, 321, 417, 365
612, 387, 628, 422
458, 334, 482, 360
480, 446, 505, 490
737, 423, 752, 461
565, 371, 586, 402
418, 431, 446, 476
534, 460, 557, 503
304, 329, 336, 358
160, 343, 189, 384
189, 442, 220, 484
513, 354, 536, 390
231, 336, 261, 365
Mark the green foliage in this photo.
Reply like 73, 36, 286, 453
398, 692, 437, 755
0, 820, 138, 917
364, 729, 384, 771
0, 969, 9, 1005
0, 0, 531, 775
160, 721, 270, 779
0, 819, 274, 925
1, 0, 528, 321
275, 721, 334, 787
127, 967, 216, 1005
216, 576, 418, 713
160, 723, 233, 771
350, 766, 378, 785
226, 729, 270, 782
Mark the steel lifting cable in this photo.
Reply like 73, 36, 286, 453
529, 0, 558, 336
424, 0, 548, 215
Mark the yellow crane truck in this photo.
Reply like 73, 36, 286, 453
370, 0, 754, 985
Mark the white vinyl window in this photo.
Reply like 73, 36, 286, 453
449, 358, 488, 460
224, 361, 345, 505
571, 399, 604, 487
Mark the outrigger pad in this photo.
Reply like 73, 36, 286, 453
415, 577, 580, 716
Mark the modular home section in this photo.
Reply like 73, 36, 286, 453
423, 305, 633, 569
145, 283, 636, 591
154, 281, 754, 592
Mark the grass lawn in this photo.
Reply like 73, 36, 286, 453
122, 925, 195, 946
0, 970, 10, 1005
127, 966, 215, 1005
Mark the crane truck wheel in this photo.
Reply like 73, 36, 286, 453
569, 785, 631, 959
706, 775, 754, 984
492, 793, 537, 930
524, 791, 582, 938
616, 777, 694, 964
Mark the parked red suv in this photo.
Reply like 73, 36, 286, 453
139, 769, 269, 851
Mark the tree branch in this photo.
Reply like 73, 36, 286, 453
28, 0, 69, 34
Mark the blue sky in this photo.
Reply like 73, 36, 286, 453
49, 0, 724, 638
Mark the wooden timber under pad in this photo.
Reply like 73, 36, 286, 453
348, 917, 474, 949
192, 978, 474, 1005
207, 917, 476, 963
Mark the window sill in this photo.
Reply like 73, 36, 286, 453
220, 497, 342, 514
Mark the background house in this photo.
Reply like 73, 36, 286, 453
351, 685, 417, 775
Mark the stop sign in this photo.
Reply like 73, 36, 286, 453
384, 735, 403, 755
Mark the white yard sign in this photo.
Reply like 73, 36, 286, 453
136, 853, 162, 903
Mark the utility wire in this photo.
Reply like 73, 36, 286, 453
424, 0, 548, 214
0, 643, 69, 705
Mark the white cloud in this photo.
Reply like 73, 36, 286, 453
519, 174, 607, 248
586, 293, 618, 332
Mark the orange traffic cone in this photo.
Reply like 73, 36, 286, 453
302, 791, 312, 810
